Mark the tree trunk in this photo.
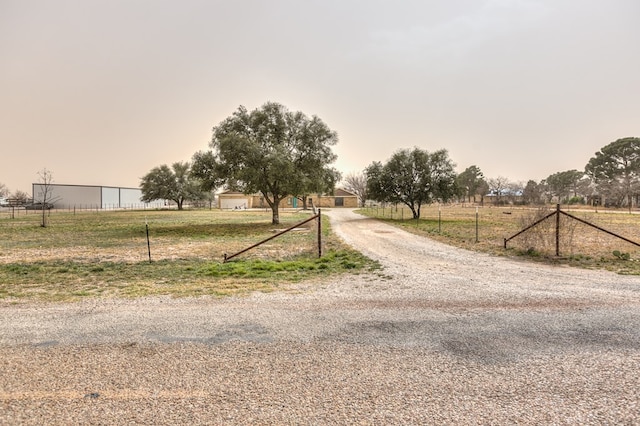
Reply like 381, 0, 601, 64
271, 199, 281, 224
409, 204, 419, 219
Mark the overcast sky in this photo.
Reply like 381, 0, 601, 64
1, 0, 639, 193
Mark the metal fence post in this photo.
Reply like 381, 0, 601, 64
475, 207, 479, 243
555, 203, 560, 256
317, 209, 322, 258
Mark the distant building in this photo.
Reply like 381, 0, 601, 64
31, 183, 165, 209
217, 188, 358, 209
484, 188, 524, 205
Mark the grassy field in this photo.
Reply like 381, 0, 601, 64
360, 204, 640, 275
0, 208, 381, 302
2, 205, 637, 303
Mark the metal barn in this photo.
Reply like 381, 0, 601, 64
32, 183, 165, 210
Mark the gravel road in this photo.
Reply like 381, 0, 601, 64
1, 208, 639, 425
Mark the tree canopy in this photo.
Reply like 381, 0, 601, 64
194, 102, 340, 224
456, 165, 486, 203
544, 169, 587, 202
140, 162, 203, 210
522, 180, 544, 205
365, 147, 457, 219
585, 137, 640, 209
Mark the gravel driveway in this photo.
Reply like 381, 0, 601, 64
1, 208, 639, 425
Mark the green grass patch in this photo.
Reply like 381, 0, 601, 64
0, 249, 380, 302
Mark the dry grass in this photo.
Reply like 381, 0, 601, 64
361, 204, 640, 275
0, 208, 380, 302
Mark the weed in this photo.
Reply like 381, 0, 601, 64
613, 250, 631, 261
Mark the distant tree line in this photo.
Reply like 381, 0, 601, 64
134, 101, 639, 219
344, 137, 640, 213
472, 137, 640, 210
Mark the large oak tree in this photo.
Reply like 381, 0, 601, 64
194, 102, 339, 224
365, 147, 457, 219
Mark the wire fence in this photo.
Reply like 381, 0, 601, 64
362, 203, 640, 260
1, 203, 177, 217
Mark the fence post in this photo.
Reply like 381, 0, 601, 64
475, 207, 479, 243
555, 203, 560, 256
146, 218, 152, 263
317, 209, 322, 258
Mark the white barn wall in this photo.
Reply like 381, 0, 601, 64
101, 187, 120, 208
33, 184, 101, 209
119, 188, 162, 208
32, 184, 165, 209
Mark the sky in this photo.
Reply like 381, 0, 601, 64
1, 0, 639, 193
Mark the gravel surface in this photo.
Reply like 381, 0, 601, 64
1, 208, 639, 425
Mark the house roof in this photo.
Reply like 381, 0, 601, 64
218, 190, 247, 195
333, 188, 357, 197
218, 188, 357, 197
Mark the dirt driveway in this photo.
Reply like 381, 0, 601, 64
1, 209, 639, 425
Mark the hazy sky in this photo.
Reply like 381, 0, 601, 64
2, 0, 639, 193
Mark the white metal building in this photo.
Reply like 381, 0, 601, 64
32, 183, 165, 210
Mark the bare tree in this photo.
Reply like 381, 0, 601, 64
11, 190, 30, 204
34, 168, 56, 227
342, 172, 368, 207
0, 182, 8, 198
506, 181, 525, 205
487, 176, 511, 205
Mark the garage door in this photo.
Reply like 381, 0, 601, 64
220, 198, 250, 209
